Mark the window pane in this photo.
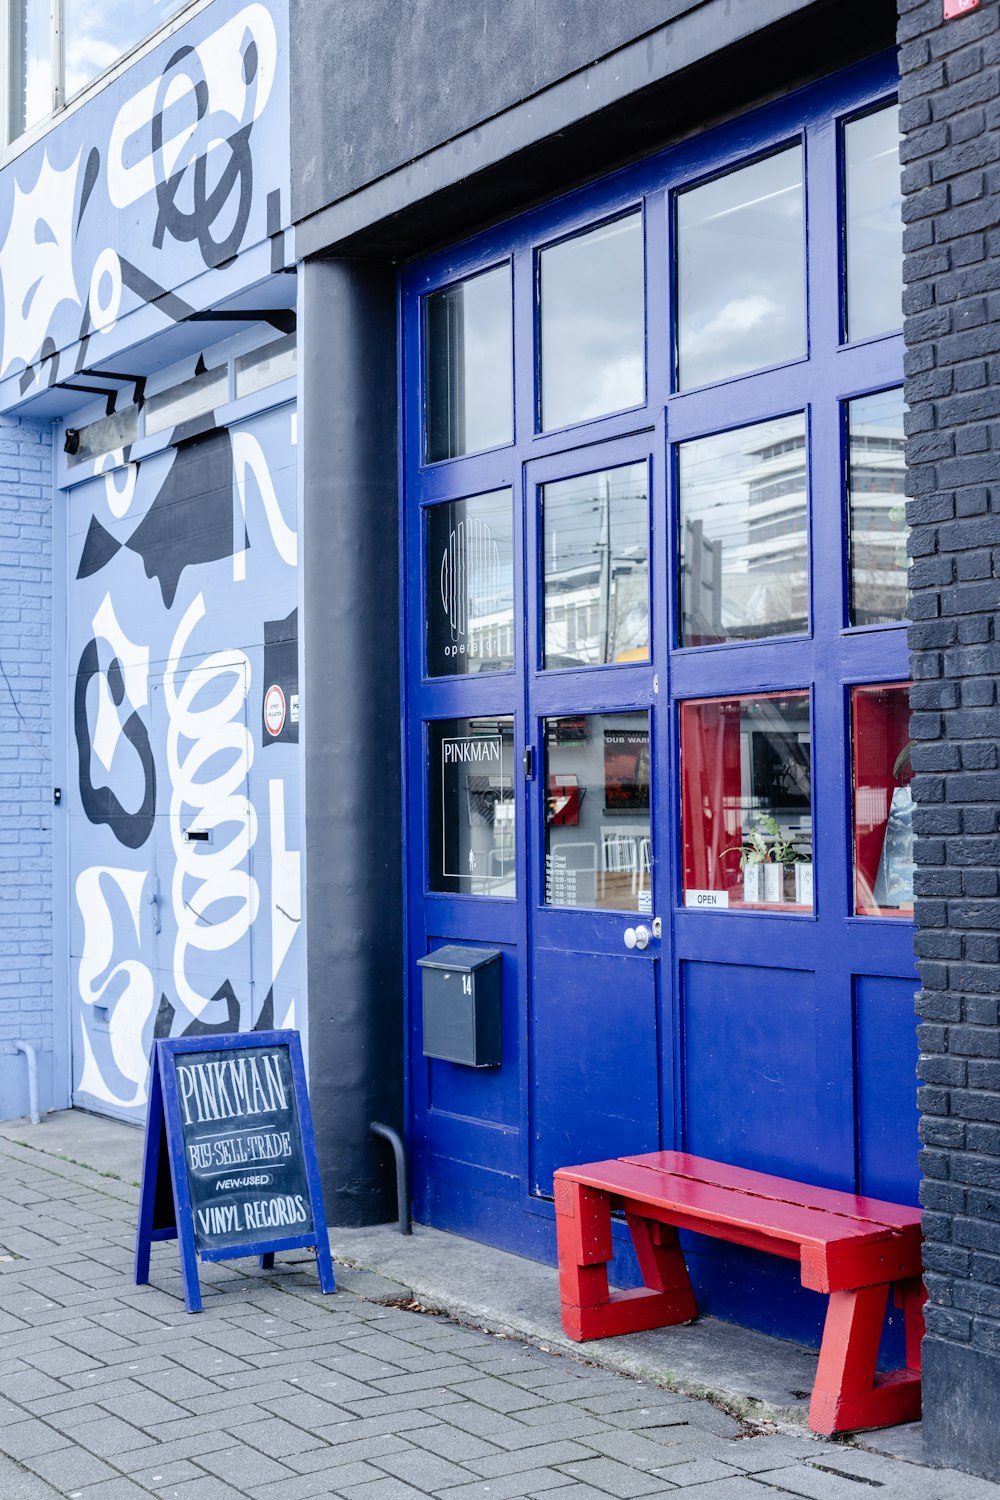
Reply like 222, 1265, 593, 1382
428, 717, 515, 896
545, 712, 651, 913
424, 265, 513, 462
234, 334, 297, 400
9, 0, 51, 138
426, 490, 514, 676
845, 105, 903, 342
678, 414, 808, 646
681, 693, 812, 911
145, 365, 229, 438
853, 684, 913, 917
543, 463, 649, 668
847, 388, 908, 625
677, 146, 805, 390
539, 213, 644, 431
64, 0, 187, 99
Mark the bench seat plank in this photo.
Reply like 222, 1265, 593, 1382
556, 1159, 921, 1289
622, 1152, 921, 1233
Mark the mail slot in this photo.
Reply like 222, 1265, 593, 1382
417, 945, 502, 1068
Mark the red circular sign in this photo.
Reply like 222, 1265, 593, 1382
264, 684, 286, 736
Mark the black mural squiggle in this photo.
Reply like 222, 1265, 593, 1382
124, 428, 235, 608
151, 37, 256, 269
153, 983, 274, 1039
77, 516, 123, 579
77, 147, 101, 228
74, 638, 156, 848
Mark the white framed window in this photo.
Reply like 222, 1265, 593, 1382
7, 0, 197, 144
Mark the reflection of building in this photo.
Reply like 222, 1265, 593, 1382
683, 429, 809, 642
848, 422, 908, 623
683, 415, 906, 642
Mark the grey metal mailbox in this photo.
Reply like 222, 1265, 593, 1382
417, 945, 502, 1068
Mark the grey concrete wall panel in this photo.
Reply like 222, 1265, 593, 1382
292, 0, 896, 258
292, 0, 690, 214
300, 258, 403, 1225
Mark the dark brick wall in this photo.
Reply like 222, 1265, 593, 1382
899, 0, 1000, 1475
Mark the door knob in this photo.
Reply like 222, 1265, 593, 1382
624, 924, 651, 951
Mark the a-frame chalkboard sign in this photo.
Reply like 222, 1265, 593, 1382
135, 1030, 336, 1312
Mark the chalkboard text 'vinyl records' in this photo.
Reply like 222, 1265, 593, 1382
135, 1030, 335, 1312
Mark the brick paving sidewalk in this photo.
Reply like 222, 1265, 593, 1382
1, 1136, 996, 1500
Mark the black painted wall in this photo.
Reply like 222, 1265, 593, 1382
300, 260, 403, 1225
292, 0, 681, 211
291, 0, 897, 257
899, 0, 1000, 1476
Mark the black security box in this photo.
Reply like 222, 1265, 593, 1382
417, 946, 502, 1068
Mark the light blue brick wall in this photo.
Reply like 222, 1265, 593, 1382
0, 415, 55, 1121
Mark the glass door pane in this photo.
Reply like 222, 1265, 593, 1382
545, 711, 652, 913
542, 463, 649, 668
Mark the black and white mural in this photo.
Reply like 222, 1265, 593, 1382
0, 0, 288, 403
0, 1, 297, 1120
68, 393, 300, 1120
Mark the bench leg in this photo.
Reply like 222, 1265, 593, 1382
554, 1177, 697, 1341
809, 1280, 922, 1435
625, 1212, 698, 1316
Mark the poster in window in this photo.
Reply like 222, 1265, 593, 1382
603, 727, 650, 813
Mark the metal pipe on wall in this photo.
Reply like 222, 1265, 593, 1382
14, 1040, 40, 1125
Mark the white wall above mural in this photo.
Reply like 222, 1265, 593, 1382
0, 0, 289, 403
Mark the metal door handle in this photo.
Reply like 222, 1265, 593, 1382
624, 924, 651, 951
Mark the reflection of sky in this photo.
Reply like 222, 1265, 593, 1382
845, 105, 903, 341
64, 0, 187, 99
425, 265, 512, 460
541, 214, 644, 431
457, 267, 513, 455
678, 147, 805, 390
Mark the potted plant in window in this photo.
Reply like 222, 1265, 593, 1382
767, 821, 812, 906
723, 818, 775, 904
723, 816, 811, 905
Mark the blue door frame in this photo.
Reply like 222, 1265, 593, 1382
400, 51, 918, 1348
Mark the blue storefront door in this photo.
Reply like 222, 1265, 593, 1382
522, 442, 666, 1206
402, 51, 920, 1345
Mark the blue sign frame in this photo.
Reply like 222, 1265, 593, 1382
135, 1030, 335, 1313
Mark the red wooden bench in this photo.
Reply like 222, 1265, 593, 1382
554, 1151, 924, 1435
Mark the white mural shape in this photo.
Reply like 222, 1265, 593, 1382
232, 428, 297, 580
0, 149, 82, 378
164, 593, 259, 1017
107, 4, 277, 210
75, 866, 154, 1109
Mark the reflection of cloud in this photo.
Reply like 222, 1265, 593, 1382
64, 0, 186, 98
0, 148, 82, 377
543, 312, 644, 428
697, 293, 778, 345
